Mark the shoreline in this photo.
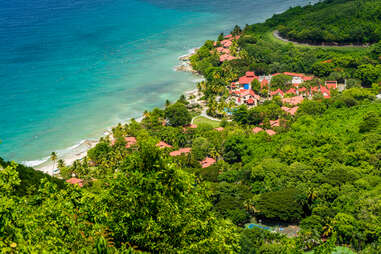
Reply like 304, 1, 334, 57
28, 48, 200, 174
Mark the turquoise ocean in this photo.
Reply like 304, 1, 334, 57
0, 0, 312, 166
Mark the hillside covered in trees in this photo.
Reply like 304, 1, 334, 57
272, 0, 381, 44
1, 87, 380, 253
1, 0, 381, 253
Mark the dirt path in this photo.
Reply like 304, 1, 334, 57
272, 30, 369, 48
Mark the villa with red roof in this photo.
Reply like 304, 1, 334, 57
221, 40, 232, 48
238, 71, 259, 89
270, 89, 284, 98
125, 137, 137, 148
170, 148, 192, 157
273, 72, 314, 88
270, 119, 281, 128
281, 106, 299, 116
66, 178, 84, 187
156, 141, 173, 149
232, 89, 260, 106
298, 87, 307, 96
261, 79, 269, 89
253, 127, 264, 134
266, 130, 276, 136
286, 88, 297, 95
320, 85, 331, 98
325, 81, 338, 89
282, 96, 304, 105
200, 157, 216, 168
214, 127, 224, 132
220, 54, 237, 62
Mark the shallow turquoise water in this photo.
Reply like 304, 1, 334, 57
0, 0, 312, 163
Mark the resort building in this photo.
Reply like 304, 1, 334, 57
170, 148, 192, 157
282, 96, 304, 106
200, 157, 216, 168
265, 130, 276, 136
325, 81, 338, 89
281, 106, 299, 116
253, 127, 264, 134
66, 178, 84, 187
125, 137, 137, 148
270, 89, 284, 98
156, 141, 173, 149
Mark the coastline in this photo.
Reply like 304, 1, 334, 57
29, 48, 200, 174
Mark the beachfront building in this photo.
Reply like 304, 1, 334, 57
213, 34, 241, 63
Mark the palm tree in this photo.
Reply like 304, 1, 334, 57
165, 99, 171, 107
50, 152, 57, 176
57, 159, 65, 169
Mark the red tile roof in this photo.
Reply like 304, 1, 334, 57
281, 106, 299, 116
270, 88, 284, 97
284, 72, 305, 77
311, 86, 319, 92
282, 96, 304, 105
261, 79, 269, 89
220, 54, 237, 62
286, 88, 297, 95
200, 157, 216, 168
253, 127, 264, 133
325, 81, 337, 89
246, 71, 255, 77
224, 34, 233, 39
239, 76, 255, 85
270, 119, 280, 127
221, 40, 232, 47
66, 178, 83, 187
169, 148, 192, 157
249, 90, 261, 100
125, 137, 137, 148
298, 87, 307, 92
156, 141, 173, 149
265, 130, 276, 136
214, 127, 224, 132
247, 98, 255, 104
303, 76, 313, 81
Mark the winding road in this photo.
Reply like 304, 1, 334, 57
272, 30, 369, 48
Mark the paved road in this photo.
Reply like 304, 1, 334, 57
272, 30, 369, 48
192, 108, 233, 123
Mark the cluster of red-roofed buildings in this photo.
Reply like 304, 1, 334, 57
213, 34, 240, 62
227, 71, 339, 108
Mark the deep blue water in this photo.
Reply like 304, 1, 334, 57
0, 0, 312, 164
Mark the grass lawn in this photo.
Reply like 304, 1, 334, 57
193, 116, 221, 128
264, 31, 367, 53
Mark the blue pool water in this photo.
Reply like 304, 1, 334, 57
0, 0, 313, 165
